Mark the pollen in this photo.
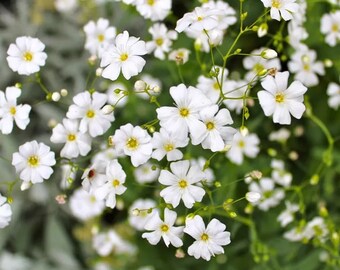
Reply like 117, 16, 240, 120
164, 143, 174, 152
120, 53, 129, 61
201, 233, 209, 241
126, 137, 139, 150
206, 121, 215, 130
27, 155, 39, 167
271, 0, 281, 8
67, 134, 76, 141
161, 224, 169, 232
113, 179, 120, 187
23, 51, 33, 62
179, 108, 189, 117
275, 92, 285, 103
86, 110, 95, 118
178, 179, 187, 188
10, 106, 16, 115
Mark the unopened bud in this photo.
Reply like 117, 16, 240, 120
95, 68, 103, 76
240, 126, 249, 136
51, 92, 61, 102
88, 55, 97, 65
152, 85, 161, 93
15, 83, 22, 89
250, 170, 262, 180
175, 248, 185, 258
48, 119, 58, 128
134, 80, 147, 91
55, 194, 67, 204
324, 59, 333, 68
310, 174, 319, 185
261, 49, 278, 59
246, 191, 261, 203
132, 208, 140, 216
101, 104, 114, 114
258, 23, 268, 37
60, 88, 68, 96
21, 181, 32, 191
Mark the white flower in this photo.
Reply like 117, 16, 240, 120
287, 47, 325, 87
55, 0, 78, 12
269, 128, 291, 142
151, 128, 189, 161
156, 84, 213, 144
129, 199, 157, 230
142, 208, 184, 247
327, 82, 340, 109
93, 160, 127, 208
69, 188, 105, 221
184, 215, 231, 261
134, 162, 160, 183
135, 0, 171, 21
175, 7, 221, 33
261, 0, 299, 21
226, 131, 260, 165
83, 18, 116, 57
50, 118, 92, 159
146, 23, 177, 60
257, 71, 308, 124
320, 11, 340, 47
66, 91, 114, 137
100, 31, 147, 81
168, 48, 190, 64
7, 36, 47, 75
248, 178, 285, 211
198, 105, 236, 152
0, 86, 31, 134
12, 140, 56, 184
158, 160, 206, 208
0, 194, 12, 229
93, 229, 136, 256
81, 161, 107, 193
113, 123, 152, 167
277, 201, 299, 227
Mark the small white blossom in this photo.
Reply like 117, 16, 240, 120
135, 0, 171, 21
261, 0, 299, 21
134, 162, 160, 183
320, 11, 340, 47
168, 48, 190, 64
0, 194, 12, 229
184, 215, 231, 261
327, 82, 340, 109
55, 0, 78, 12
277, 201, 299, 227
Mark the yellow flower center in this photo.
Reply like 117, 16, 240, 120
23, 52, 33, 62
10, 106, 16, 115
161, 224, 169, 232
272, 0, 281, 8
126, 137, 139, 150
197, 16, 203, 21
201, 233, 209, 241
303, 64, 310, 71
90, 195, 96, 203
97, 34, 105, 42
155, 38, 164, 46
179, 108, 189, 117
164, 143, 174, 152
254, 63, 265, 74
67, 134, 76, 141
178, 179, 187, 188
86, 110, 95, 118
332, 24, 338, 32
206, 121, 215, 130
213, 82, 220, 91
147, 0, 154, 5
120, 53, 128, 61
275, 92, 285, 103
238, 140, 245, 148
113, 179, 120, 187
28, 155, 39, 167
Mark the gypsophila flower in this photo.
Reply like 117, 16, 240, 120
168, 48, 190, 64
277, 201, 299, 227
81, 161, 107, 193
129, 199, 157, 231
258, 71, 308, 124
261, 0, 299, 21
327, 82, 340, 109
158, 160, 206, 208
93, 160, 127, 208
320, 11, 340, 47
69, 188, 105, 221
66, 91, 114, 137
50, 118, 92, 159
55, 0, 78, 12
134, 162, 160, 183
100, 31, 147, 80
0, 86, 31, 134
142, 208, 184, 248
0, 194, 12, 229
12, 140, 56, 184
7, 36, 47, 75
113, 123, 152, 167
135, 0, 171, 21
184, 215, 231, 261
83, 18, 117, 57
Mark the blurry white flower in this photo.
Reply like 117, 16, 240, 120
245, 191, 261, 203
69, 188, 105, 221
51, 118, 92, 159
7, 36, 47, 75
0, 252, 32, 270
142, 208, 184, 247
269, 128, 291, 142
327, 82, 340, 109
222, 80, 248, 114
55, 0, 78, 12
100, 31, 147, 80
136, 74, 162, 99
66, 91, 114, 137
184, 215, 231, 261
258, 71, 308, 124
81, 161, 107, 193
277, 201, 299, 227
134, 162, 160, 183
0, 194, 12, 229
129, 199, 157, 230
0, 86, 31, 134
135, 0, 171, 21
168, 48, 190, 64
159, 160, 206, 208
320, 11, 340, 47
12, 140, 56, 184
83, 18, 116, 57
261, 0, 299, 21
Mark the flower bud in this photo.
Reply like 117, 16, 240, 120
258, 23, 268, 37
134, 80, 147, 91
261, 49, 278, 59
51, 92, 61, 102
246, 191, 261, 203
101, 104, 114, 114
60, 88, 68, 96
95, 68, 103, 76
